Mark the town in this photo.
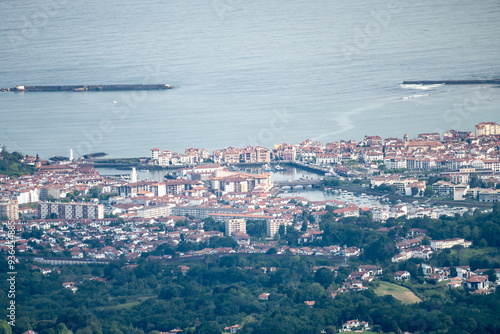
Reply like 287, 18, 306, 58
1, 121, 500, 334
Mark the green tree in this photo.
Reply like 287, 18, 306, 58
278, 224, 286, 237
266, 247, 277, 255
0, 320, 12, 334
55, 323, 73, 334
486, 269, 497, 283
195, 321, 222, 334
314, 268, 334, 288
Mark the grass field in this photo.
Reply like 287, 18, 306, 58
410, 281, 452, 300
374, 281, 422, 304
100, 296, 154, 311
448, 247, 499, 263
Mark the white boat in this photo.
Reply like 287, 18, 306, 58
262, 164, 272, 172
273, 164, 284, 171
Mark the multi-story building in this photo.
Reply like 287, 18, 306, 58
384, 157, 407, 169
223, 150, 241, 164
172, 205, 245, 219
38, 202, 104, 219
149, 183, 167, 197
150, 148, 160, 161
475, 122, 500, 137
158, 152, 171, 166
316, 154, 338, 165
430, 238, 472, 250
13, 187, 39, 205
0, 198, 19, 221
283, 146, 297, 161
483, 159, 500, 172
432, 180, 457, 197
266, 218, 291, 238
225, 218, 246, 236
255, 146, 271, 162
137, 204, 173, 218
478, 189, 500, 202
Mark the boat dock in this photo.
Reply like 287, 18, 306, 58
2, 84, 173, 92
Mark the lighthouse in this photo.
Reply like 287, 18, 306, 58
131, 167, 138, 183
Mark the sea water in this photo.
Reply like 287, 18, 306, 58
1, 0, 499, 158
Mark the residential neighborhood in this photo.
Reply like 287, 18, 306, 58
1, 122, 500, 333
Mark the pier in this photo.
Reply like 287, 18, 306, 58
2, 84, 173, 92
403, 80, 500, 85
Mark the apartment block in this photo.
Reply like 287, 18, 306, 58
38, 202, 104, 219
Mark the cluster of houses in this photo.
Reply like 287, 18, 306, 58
371, 202, 469, 222
420, 263, 499, 294
0, 213, 363, 262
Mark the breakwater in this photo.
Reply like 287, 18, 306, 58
403, 80, 500, 85
2, 84, 173, 92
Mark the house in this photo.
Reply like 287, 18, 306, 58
298, 228, 323, 243
391, 252, 411, 263
343, 280, 368, 292
407, 228, 427, 238
456, 266, 471, 279
446, 277, 462, 288
347, 271, 372, 282
340, 319, 370, 332
223, 324, 240, 333
232, 231, 251, 246
342, 246, 360, 257
428, 273, 443, 282
178, 265, 190, 275
304, 300, 315, 307
333, 204, 359, 217
396, 237, 423, 249
358, 265, 383, 276
394, 271, 411, 281
258, 293, 270, 300
466, 276, 489, 290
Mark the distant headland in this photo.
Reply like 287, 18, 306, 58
1, 84, 173, 92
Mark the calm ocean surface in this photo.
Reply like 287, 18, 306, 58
1, 0, 499, 158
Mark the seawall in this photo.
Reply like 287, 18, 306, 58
403, 80, 500, 85
2, 84, 173, 92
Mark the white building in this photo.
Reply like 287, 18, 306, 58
340, 320, 370, 332
137, 204, 173, 218
431, 238, 472, 250
475, 122, 500, 137
150, 148, 160, 161
394, 271, 411, 281
266, 218, 291, 238
38, 202, 104, 219
225, 218, 246, 236
384, 157, 407, 169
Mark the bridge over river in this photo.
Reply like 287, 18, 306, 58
274, 179, 323, 189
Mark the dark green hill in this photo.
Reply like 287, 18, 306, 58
0, 148, 34, 177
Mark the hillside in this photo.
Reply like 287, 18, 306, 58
0, 149, 34, 177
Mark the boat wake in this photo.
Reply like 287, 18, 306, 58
402, 93, 430, 100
